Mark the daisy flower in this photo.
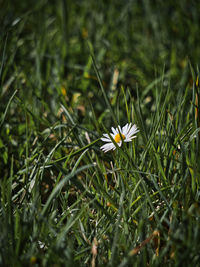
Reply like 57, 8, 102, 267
100, 123, 139, 153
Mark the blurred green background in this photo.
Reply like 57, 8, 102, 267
2, 0, 200, 98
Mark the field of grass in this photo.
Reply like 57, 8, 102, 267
1, 1, 200, 266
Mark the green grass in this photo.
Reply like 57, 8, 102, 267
1, 1, 200, 266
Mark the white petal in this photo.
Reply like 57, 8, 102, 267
103, 133, 109, 138
122, 123, 129, 135
111, 133, 115, 139
118, 141, 122, 147
111, 127, 118, 135
124, 136, 137, 142
126, 123, 133, 134
126, 133, 136, 140
105, 146, 115, 152
102, 133, 115, 140
100, 143, 115, 152
100, 143, 112, 149
126, 125, 139, 138
124, 124, 131, 137
117, 125, 122, 133
131, 124, 139, 133
101, 137, 112, 142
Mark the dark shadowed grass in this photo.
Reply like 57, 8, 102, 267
1, 1, 200, 266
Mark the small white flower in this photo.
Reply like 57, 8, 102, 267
100, 123, 139, 153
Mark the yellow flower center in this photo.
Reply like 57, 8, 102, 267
114, 133, 125, 143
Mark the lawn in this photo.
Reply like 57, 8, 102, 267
0, 1, 200, 266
